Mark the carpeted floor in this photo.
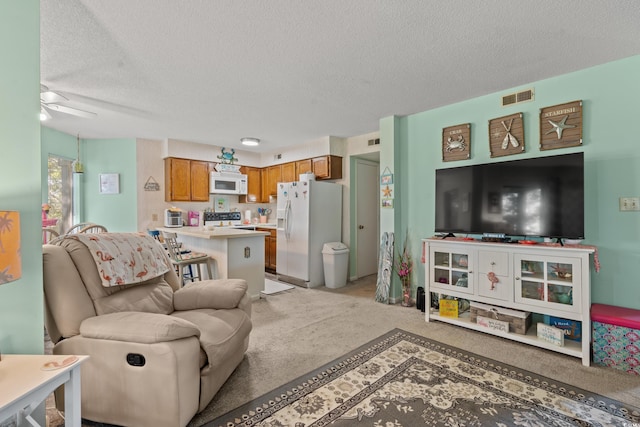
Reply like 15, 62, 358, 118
189, 275, 640, 426
45, 274, 640, 426
206, 329, 640, 426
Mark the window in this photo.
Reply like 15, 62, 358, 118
47, 154, 74, 234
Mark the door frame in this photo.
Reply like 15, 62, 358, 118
352, 154, 380, 279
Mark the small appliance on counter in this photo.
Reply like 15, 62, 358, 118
187, 210, 201, 227
164, 208, 183, 227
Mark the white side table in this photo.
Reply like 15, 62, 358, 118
0, 354, 88, 427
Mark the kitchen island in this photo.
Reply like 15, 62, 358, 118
156, 226, 269, 300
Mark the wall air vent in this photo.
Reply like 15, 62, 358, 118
368, 138, 380, 146
501, 89, 534, 107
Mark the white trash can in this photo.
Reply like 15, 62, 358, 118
322, 242, 349, 288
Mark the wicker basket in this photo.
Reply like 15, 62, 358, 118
470, 301, 531, 334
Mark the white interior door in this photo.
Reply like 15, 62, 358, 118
355, 158, 380, 278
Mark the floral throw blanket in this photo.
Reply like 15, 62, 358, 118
69, 232, 170, 287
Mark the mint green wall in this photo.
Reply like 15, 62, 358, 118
82, 138, 138, 231
379, 116, 405, 301
382, 55, 640, 310
0, 1, 43, 354
40, 129, 138, 232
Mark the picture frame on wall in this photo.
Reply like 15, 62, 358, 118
99, 173, 120, 194
381, 198, 393, 209
488, 113, 525, 158
442, 123, 471, 162
380, 173, 393, 185
539, 100, 583, 150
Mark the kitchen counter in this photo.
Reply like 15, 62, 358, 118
233, 223, 277, 230
157, 226, 270, 238
156, 226, 268, 300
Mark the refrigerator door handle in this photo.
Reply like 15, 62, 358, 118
284, 199, 292, 240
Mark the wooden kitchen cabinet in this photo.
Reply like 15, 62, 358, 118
296, 159, 312, 176
165, 157, 191, 201
258, 228, 277, 272
190, 160, 212, 201
165, 157, 212, 202
281, 162, 297, 183
263, 165, 282, 199
239, 166, 263, 203
312, 155, 342, 180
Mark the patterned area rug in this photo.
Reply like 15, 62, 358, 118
207, 329, 639, 427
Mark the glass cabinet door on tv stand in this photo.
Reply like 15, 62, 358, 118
430, 246, 474, 295
514, 254, 581, 314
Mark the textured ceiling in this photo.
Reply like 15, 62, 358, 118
40, 1, 640, 152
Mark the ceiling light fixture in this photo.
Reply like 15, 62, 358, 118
241, 137, 260, 147
40, 107, 51, 121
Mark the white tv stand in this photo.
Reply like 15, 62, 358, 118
423, 238, 595, 366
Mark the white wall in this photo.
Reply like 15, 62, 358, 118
337, 131, 380, 250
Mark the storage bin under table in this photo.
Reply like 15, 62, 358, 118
591, 303, 640, 375
470, 301, 532, 335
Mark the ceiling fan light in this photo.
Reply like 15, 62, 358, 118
40, 107, 51, 121
241, 137, 260, 147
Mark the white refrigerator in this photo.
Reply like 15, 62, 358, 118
276, 180, 342, 287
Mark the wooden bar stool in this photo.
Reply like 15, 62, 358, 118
162, 232, 215, 285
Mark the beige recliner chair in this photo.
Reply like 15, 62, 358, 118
42, 232, 252, 427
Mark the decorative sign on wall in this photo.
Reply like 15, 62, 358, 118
144, 176, 160, 191
488, 113, 525, 157
442, 123, 471, 162
539, 100, 583, 150
380, 167, 394, 209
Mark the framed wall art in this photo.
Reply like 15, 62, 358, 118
442, 123, 471, 162
539, 100, 582, 150
380, 167, 393, 185
488, 112, 525, 158
99, 173, 120, 194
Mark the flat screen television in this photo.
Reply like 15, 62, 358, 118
434, 152, 584, 239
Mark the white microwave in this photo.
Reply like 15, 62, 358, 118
209, 172, 248, 195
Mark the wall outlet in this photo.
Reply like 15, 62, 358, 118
619, 197, 640, 211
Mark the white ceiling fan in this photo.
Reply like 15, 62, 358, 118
40, 84, 97, 120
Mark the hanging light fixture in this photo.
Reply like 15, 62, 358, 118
241, 137, 260, 147
72, 133, 84, 174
